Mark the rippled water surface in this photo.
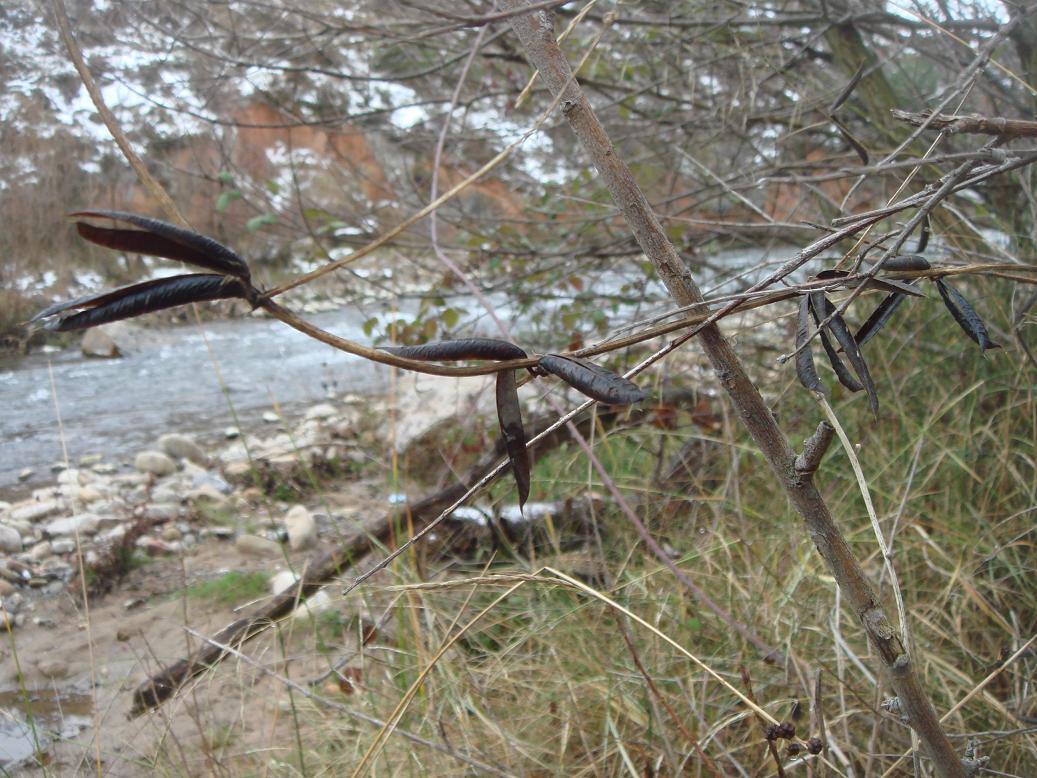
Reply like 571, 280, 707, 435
0, 309, 390, 498
0, 249, 773, 500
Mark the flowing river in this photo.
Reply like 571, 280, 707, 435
0, 249, 779, 501
0, 308, 392, 499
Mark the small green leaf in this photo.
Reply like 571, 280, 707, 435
246, 213, 277, 232
216, 190, 241, 212
441, 308, 460, 329
363, 317, 379, 337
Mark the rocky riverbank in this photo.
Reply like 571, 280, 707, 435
0, 368, 498, 634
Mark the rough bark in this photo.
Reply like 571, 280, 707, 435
501, 4, 964, 776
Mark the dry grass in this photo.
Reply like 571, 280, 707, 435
6, 283, 1035, 777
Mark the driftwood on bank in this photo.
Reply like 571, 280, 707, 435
130, 398, 679, 717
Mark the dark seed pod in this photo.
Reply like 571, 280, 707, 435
878, 254, 931, 272
379, 339, 527, 362
786, 742, 802, 757
935, 279, 1000, 352
855, 289, 911, 349
828, 63, 865, 113
795, 295, 826, 395
539, 355, 645, 405
806, 737, 825, 755
810, 293, 878, 414
832, 118, 869, 164
814, 269, 922, 297
916, 215, 930, 254
495, 370, 530, 508
817, 328, 863, 392
72, 210, 251, 281
32, 274, 248, 331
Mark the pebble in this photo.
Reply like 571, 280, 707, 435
134, 450, 177, 477
51, 538, 76, 555
57, 469, 82, 486
9, 499, 63, 524
158, 433, 208, 466
224, 426, 240, 439
0, 580, 15, 596
139, 537, 177, 556
18, 467, 33, 482
150, 484, 183, 505
0, 560, 31, 583
270, 570, 299, 595
44, 513, 101, 537
29, 541, 53, 561
235, 534, 282, 558
187, 485, 228, 505
292, 589, 332, 620
0, 525, 22, 553
262, 411, 280, 423
3, 592, 24, 613
37, 659, 69, 679
76, 486, 104, 504
304, 403, 337, 421
191, 473, 232, 494
285, 505, 317, 550
81, 326, 122, 358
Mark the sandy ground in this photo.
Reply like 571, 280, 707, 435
0, 484, 407, 776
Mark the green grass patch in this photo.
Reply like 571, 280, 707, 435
185, 571, 269, 608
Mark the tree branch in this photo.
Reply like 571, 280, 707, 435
500, 3, 964, 775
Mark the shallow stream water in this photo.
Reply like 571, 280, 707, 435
0, 248, 776, 500
0, 308, 390, 499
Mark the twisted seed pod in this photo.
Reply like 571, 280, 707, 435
33, 274, 248, 331
855, 289, 912, 349
811, 293, 878, 413
72, 210, 251, 280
